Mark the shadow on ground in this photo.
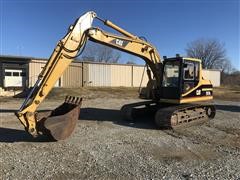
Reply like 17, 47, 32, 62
0, 128, 54, 143
80, 107, 158, 130
0, 109, 53, 143
0, 107, 157, 143
215, 104, 240, 113
4, 103, 239, 143
0, 109, 17, 113
1, 91, 239, 144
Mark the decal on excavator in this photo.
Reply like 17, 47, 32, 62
111, 38, 129, 47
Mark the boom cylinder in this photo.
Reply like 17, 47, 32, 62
104, 20, 137, 39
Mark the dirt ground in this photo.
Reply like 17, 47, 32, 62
0, 87, 239, 179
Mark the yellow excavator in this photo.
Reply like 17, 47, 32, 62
15, 11, 215, 141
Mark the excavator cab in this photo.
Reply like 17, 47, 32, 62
161, 55, 213, 103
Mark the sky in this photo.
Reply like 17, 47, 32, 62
0, 0, 239, 69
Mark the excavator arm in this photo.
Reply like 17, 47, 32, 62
16, 11, 162, 140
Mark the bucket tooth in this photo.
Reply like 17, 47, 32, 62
75, 97, 79, 104
79, 98, 83, 105
71, 96, 76, 104
69, 96, 72, 102
65, 95, 70, 103
76, 97, 82, 105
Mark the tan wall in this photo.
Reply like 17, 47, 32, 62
28, 59, 221, 88
62, 62, 83, 87
132, 66, 148, 87
110, 64, 132, 87
88, 63, 111, 86
202, 69, 221, 87
87, 63, 133, 87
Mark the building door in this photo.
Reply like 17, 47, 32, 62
4, 69, 26, 87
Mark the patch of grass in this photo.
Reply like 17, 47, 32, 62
47, 87, 140, 100
213, 86, 240, 101
48, 86, 240, 102
3, 86, 238, 102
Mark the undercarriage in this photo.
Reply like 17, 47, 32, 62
121, 101, 216, 129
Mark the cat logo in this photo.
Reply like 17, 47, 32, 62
196, 89, 201, 95
116, 39, 124, 46
111, 39, 129, 47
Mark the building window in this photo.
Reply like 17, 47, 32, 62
13, 72, 19, 76
5, 72, 12, 76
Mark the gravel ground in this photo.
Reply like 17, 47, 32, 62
0, 95, 239, 179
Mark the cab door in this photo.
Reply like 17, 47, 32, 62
161, 60, 181, 99
182, 60, 200, 95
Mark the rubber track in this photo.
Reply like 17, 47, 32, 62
155, 103, 216, 129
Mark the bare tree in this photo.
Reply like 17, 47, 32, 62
185, 38, 231, 72
221, 70, 240, 86
126, 60, 136, 64
126, 55, 138, 65
81, 42, 121, 63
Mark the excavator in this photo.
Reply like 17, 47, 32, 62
15, 11, 215, 141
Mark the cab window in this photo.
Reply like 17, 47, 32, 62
184, 62, 194, 80
162, 61, 180, 87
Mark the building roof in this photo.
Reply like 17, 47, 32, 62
0, 55, 34, 60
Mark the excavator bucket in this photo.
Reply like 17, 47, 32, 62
36, 96, 82, 141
